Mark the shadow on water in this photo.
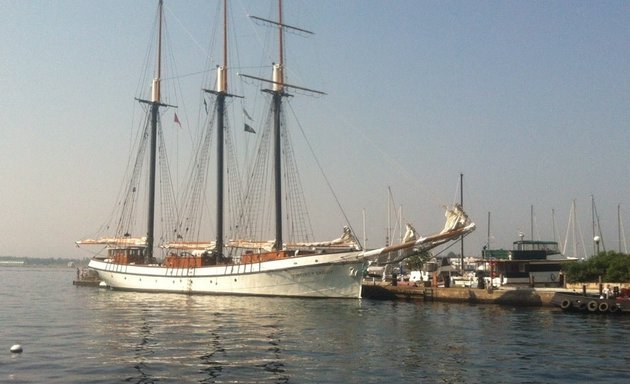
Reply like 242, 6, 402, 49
198, 326, 226, 382
127, 310, 156, 384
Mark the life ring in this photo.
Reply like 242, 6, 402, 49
560, 300, 572, 310
587, 300, 598, 312
598, 302, 609, 312
609, 304, 619, 313
550, 273, 557, 281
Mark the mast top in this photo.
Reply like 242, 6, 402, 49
216, 0, 228, 93
151, 0, 164, 103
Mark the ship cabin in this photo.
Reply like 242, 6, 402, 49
106, 247, 147, 265
485, 240, 573, 287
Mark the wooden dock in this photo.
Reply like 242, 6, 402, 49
73, 267, 102, 287
73, 278, 101, 287
361, 282, 558, 307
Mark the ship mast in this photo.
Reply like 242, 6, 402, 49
145, 0, 164, 261
204, 0, 237, 256
241, 0, 322, 251
216, 0, 228, 255
272, 0, 285, 250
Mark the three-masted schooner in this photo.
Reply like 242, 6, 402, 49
77, 0, 475, 298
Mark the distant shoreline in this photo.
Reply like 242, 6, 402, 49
0, 256, 89, 267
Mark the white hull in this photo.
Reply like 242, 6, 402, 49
88, 251, 365, 298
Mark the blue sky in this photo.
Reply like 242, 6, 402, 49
1, 0, 630, 259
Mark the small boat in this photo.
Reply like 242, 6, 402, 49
551, 289, 630, 314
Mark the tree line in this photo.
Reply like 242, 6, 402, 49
0, 256, 87, 267
564, 251, 630, 283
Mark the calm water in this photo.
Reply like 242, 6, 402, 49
1, 267, 629, 383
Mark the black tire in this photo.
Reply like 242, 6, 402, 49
598, 302, 609, 312
560, 300, 572, 310
587, 300, 598, 312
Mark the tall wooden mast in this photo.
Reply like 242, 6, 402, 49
145, 0, 164, 261
204, 0, 236, 255
215, 0, 228, 255
272, 0, 285, 250
241, 0, 322, 251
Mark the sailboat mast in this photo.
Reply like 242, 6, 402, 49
223, 0, 228, 90
272, 86, 283, 250
278, 0, 284, 71
459, 173, 464, 273
214, 0, 228, 255
146, 0, 164, 261
572, 199, 577, 258
240, 0, 320, 251
619, 203, 622, 254
272, 0, 285, 250
592, 195, 596, 256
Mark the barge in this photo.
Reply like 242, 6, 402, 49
551, 288, 630, 314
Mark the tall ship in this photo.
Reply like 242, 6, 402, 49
77, 0, 475, 298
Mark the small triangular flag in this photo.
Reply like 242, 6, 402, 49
244, 123, 256, 134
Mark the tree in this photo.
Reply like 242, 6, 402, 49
403, 250, 432, 271
564, 251, 630, 283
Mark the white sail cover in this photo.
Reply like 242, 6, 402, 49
226, 239, 276, 252
75, 237, 147, 247
363, 204, 475, 266
287, 226, 361, 250
440, 203, 470, 234
161, 241, 216, 251
227, 226, 361, 252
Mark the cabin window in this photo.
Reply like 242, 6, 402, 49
529, 263, 562, 272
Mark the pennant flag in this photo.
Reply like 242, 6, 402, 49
243, 108, 253, 120
174, 112, 181, 127
203, 98, 208, 114
244, 123, 256, 134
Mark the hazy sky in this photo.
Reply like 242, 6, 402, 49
2, 0, 630, 259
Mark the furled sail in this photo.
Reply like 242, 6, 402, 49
161, 241, 216, 251
286, 226, 361, 250
76, 237, 147, 247
363, 204, 474, 266
227, 226, 361, 252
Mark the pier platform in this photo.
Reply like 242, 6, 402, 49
361, 281, 565, 307
73, 278, 101, 287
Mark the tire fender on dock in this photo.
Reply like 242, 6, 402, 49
587, 300, 598, 312
598, 302, 609, 312
560, 300, 572, 310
